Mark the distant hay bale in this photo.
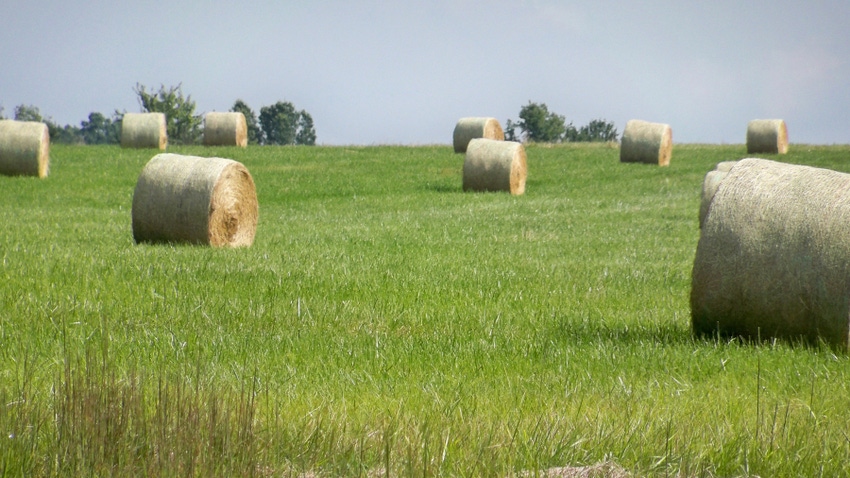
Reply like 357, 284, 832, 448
691, 158, 850, 349
132, 154, 258, 247
746, 119, 788, 154
619, 119, 672, 166
121, 113, 167, 149
698, 161, 738, 228
0, 120, 49, 178
463, 138, 526, 195
453, 117, 504, 153
204, 112, 248, 147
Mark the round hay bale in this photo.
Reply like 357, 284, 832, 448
121, 113, 167, 149
691, 158, 850, 348
453, 117, 504, 153
132, 153, 258, 247
619, 119, 672, 166
463, 138, 526, 195
746, 119, 788, 154
204, 112, 248, 147
698, 161, 738, 228
0, 120, 49, 178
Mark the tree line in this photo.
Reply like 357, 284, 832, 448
0, 83, 316, 146
505, 101, 619, 143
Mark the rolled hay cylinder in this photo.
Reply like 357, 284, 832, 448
121, 113, 167, 149
698, 161, 738, 228
691, 157, 850, 349
462, 138, 526, 195
746, 119, 788, 154
203, 112, 248, 147
132, 154, 258, 247
619, 119, 672, 166
0, 120, 49, 178
453, 117, 504, 153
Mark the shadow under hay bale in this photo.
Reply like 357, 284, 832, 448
746, 119, 788, 154
453, 117, 504, 153
132, 154, 258, 247
204, 112, 248, 147
121, 113, 167, 149
619, 119, 672, 166
691, 158, 850, 349
0, 120, 49, 178
462, 138, 526, 195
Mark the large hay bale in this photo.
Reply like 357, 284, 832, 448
619, 119, 672, 166
204, 112, 248, 147
698, 161, 738, 228
691, 158, 850, 348
463, 138, 526, 195
132, 154, 258, 247
746, 119, 788, 154
121, 113, 167, 149
453, 117, 504, 153
0, 120, 49, 178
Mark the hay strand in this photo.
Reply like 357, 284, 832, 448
204, 112, 248, 147
463, 138, 526, 195
691, 158, 850, 348
453, 117, 505, 153
121, 113, 167, 149
132, 154, 258, 247
0, 120, 49, 178
746, 119, 788, 154
619, 119, 672, 166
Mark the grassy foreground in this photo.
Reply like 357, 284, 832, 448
2, 143, 850, 476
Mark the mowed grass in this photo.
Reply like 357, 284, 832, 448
2, 143, 850, 476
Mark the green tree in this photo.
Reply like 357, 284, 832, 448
15, 104, 83, 143
80, 112, 121, 144
14, 104, 43, 122
259, 101, 316, 145
133, 83, 202, 144
504, 118, 519, 141
295, 110, 316, 145
565, 118, 618, 142
517, 101, 566, 142
230, 100, 261, 145
0, 105, 5, 120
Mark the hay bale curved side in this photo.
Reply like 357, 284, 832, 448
121, 113, 167, 149
0, 120, 49, 178
746, 119, 788, 154
691, 158, 850, 348
698, 161, 738, 228
619, 119, 672, 166
463, 138, 526, 195
132, 153, 258, 247
204, 112, 248, 147
453, 117, 505, 153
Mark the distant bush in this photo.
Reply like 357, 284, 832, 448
508, 101, 618, 143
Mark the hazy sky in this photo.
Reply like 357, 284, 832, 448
2, 1, 848, 145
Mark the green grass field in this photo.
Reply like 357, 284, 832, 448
2, 143, 850, 476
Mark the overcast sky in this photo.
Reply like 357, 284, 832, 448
2, 1, 848, 145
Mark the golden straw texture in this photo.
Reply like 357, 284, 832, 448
204, 112, 248, 147
691, 158, 850, 349
746, 119, 788, 154
0, 120, 49, 178
121, 113, 167, 149
132, 154, 258, 247
463, 138, 526, 195
453, 117, 505, 153
619, 119, 672, 166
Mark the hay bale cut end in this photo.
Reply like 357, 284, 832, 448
453, 117, 505, 153
463, 138, 526, 195
132, 153, 258, 247
204, 112, 248, 147
0, 120, 49, 178
121, 113, 167, 149
746, 119, 788, 154
620, 119, 672, 166
691, 158, 850, 349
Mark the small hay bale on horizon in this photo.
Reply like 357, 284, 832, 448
121, 112, 167, 149
619, 119, 672, 166
462, 138, 526, 195
132, 153, 258, 247
691, 157, 850, 349
453, 117, 504, 153
204, 112, 248, 147
0, 119, 50, 178
746, 119, 788, 154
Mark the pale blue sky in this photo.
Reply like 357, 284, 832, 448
2, 1, 848, 144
